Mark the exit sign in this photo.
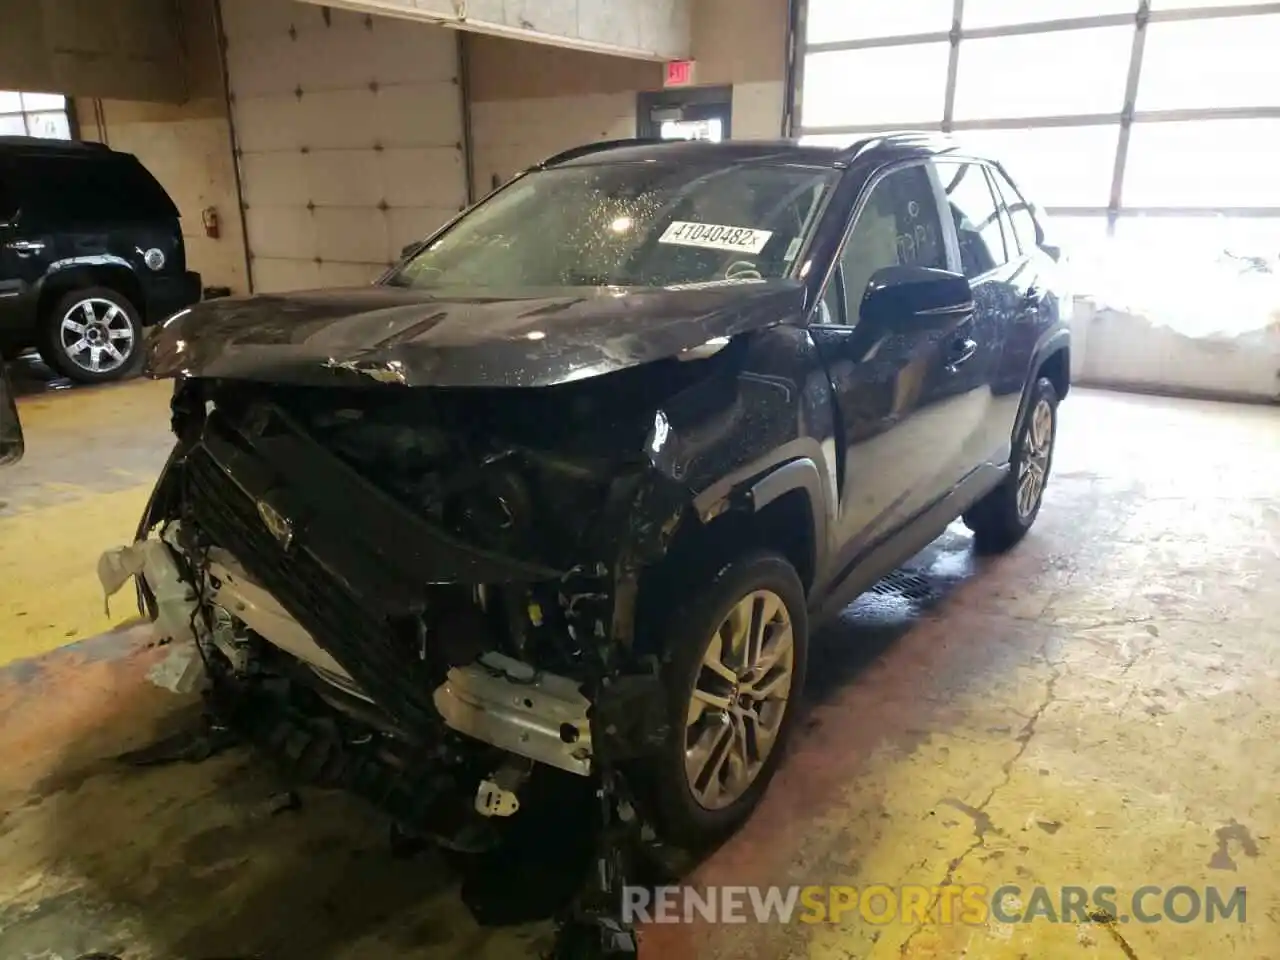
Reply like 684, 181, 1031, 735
664, 60, 697, 87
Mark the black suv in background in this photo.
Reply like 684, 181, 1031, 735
0, 137, 201, 383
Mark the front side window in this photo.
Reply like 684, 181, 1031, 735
937, 161, 1009, 277
387, 161, 837, 290
839, 164, 947, 325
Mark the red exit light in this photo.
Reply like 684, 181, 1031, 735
665, 60, 696, 87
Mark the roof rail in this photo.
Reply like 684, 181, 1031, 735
535, 138, 669, 169
830, 129, 954, 163
0, 136, 111, 152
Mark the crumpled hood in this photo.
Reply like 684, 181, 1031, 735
148, 281, 806, 388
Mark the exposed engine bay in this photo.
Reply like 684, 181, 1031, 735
98, 364, 730, 956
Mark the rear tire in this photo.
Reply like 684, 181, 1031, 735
638, 550, 808, 847
39, 287, 142, 384
963, 376, 1059, 553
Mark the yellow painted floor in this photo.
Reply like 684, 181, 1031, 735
0, 373, 174, 663
0, 381, 1277, 959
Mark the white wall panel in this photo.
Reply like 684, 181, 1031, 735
224, 0, 467, 292
470, 92, 636, 193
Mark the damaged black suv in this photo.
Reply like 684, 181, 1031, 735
107, 136, 1069, 860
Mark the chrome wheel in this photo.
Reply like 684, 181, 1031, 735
685, 589, 795, 811
1017, 397, 1054, 519
59, 298, 135, 375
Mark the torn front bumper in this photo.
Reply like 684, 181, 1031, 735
99, 529, 598, 776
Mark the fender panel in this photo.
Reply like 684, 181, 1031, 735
749, 456, 828, 592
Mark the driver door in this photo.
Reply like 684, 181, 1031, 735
809, 161, 977, 576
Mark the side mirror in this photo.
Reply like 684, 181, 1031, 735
0, 360, 25, 467
861, 265, 974, 328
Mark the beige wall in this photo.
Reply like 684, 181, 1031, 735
690, 0, 787, 87
467, 0, 788, 191
76, 0, 249, 295
689, 0, 788, 139
0, 0, 185, 102
468, 36, 661, 192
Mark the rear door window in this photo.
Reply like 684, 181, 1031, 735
989, 166, 1040, 256
15, 153, 178, 225
936, 160, 1009, 277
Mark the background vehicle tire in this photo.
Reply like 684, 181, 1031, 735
39, 287, 142, 384
964, 376, 1059, 553
640, 550, 808, 847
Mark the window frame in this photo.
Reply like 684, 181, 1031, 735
0, 92, 72, 141
810, 158, 959, 329
988, 163, 1043, 258
933, 157, 1014, 280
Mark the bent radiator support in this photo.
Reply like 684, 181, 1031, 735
433, 652, 594, 776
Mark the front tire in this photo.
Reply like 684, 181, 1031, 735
641, 550, 808, 847
964, 376, 1059, 552
39, 287, 142, 384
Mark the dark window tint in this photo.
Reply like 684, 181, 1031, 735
937, 161, 1008, 277
0, 172, 15, 222
840, 164, 946, 325
990, 166, 1039, 256
14, 153, 177, 224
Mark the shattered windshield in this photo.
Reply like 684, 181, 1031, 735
386, 161, 837, 289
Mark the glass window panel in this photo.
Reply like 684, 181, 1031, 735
807, 0, 953, 43
0, 91, 21, 113
1123, 119, 1280, 207
20, 92, 65, 110
964, 0, 1137, 28
26, 111, 70, 139
953, 28, 1132, 120
0, 115, 26, 136
955, 125, 1121, 207
842, 165, 948, 322
936, 161, 1009, 275
1137, 16, 1280, 111
989, 167, 1039, 254
802, 44, 950, 127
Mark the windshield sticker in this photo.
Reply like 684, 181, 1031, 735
658, 221, 773, 255
783, 236, 802, 262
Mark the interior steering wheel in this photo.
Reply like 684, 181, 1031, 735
724, 260, 764, 282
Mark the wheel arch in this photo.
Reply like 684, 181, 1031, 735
36, 261, 144, 329
1012, 328, 1070, 442
634, 457, 825, 656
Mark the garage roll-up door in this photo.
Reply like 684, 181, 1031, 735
222, 0, 468, 293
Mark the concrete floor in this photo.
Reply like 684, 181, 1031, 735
0, 378, 1277, 959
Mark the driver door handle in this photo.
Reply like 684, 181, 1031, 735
945, 337, 978, 374
5, 240, 45, 256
